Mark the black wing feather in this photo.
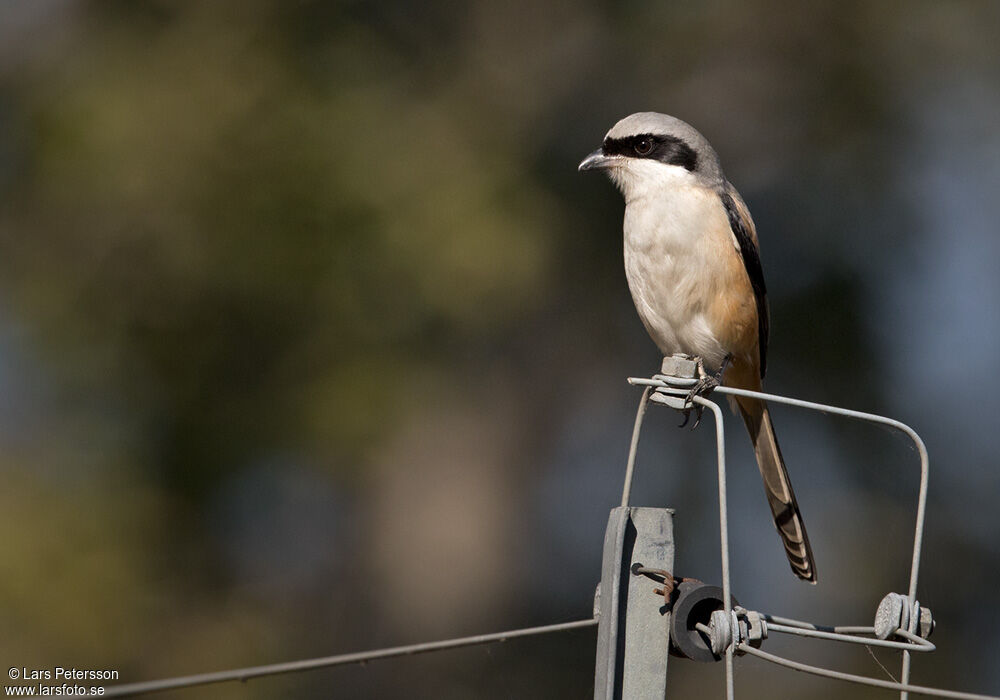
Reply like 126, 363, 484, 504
720, 191, 769, 378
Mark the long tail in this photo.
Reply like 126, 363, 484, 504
734, 396, 817, 583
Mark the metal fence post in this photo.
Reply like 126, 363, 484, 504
594, 506, 675, 699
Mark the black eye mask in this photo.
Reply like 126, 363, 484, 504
601, 133, 698, 172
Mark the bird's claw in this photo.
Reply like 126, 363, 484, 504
677, 356, 728, 430
677, 404, 705, 430
680, 378, 715, 430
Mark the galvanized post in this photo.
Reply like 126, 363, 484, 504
594, 506, 675, 699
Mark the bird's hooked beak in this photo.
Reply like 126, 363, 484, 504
578, 149, 617, 172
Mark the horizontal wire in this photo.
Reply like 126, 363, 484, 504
85, 618, 598, 699
762, 613, 839, 631
765, 622, 935, 652
761, 614, 890, 638
629, 374, 924, 434
761, 613, 935, 654
739, 644, 1000, 700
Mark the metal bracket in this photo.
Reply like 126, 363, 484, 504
594, 507, 675, 700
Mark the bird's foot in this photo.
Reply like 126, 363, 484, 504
678, 356, 731, 430
678, 383, 713, 429
677, 405, 704, 429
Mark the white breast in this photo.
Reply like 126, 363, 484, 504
621, 174, 735, 368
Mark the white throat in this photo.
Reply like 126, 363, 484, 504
609, 159, 697, 204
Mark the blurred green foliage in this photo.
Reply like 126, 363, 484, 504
4, 1, 560, 493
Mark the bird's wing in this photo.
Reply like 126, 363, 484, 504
720, 185, 769, 378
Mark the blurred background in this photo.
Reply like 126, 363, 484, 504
1, 0, 999, 697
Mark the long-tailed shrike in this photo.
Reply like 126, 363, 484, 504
579, 112, 816, 583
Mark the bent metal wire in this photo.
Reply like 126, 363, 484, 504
626, 357, 930, 700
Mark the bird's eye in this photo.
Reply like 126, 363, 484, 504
634, 138, 654, 156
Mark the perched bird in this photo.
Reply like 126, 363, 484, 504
579, 112, 816, 583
